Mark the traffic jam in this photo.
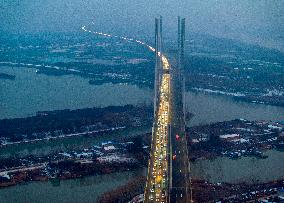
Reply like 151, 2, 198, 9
146, 53, 171, 202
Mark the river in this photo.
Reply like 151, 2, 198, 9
0, 168, 146, 203
1, 66, 283, 123
0, 66, 153, 119
0, 66, 283, 202
191, 150, 284, 183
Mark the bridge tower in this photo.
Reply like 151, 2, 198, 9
178, 16, 186, 130
154, 16, 163, 116
144, 16, 166, 203
168, 17, 191, 203
144, 17, 190, 203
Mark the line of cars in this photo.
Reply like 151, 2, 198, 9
146, 56, 171, 202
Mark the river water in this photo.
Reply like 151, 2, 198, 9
0, 66, 153, 119
0, 66, 283, 202
0, 169, 146, 203
186, 91, 284, 126
191, 150, 284, 183
1, 66, 283, 123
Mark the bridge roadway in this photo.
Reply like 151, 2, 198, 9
144, 53, 171, 203
144, 51, 190, 203
144, 53, 190, 202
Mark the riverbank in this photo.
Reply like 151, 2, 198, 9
191, 177, 284, 202
93, 175, 284, 203
2, 30, 283, 108
1, 118, 283, 190
0, 105, 152, 146
0, 137, 148, 189
1, 63, 284, 121
0, 159, 142, 189
188, 119, 284, 161
0, 169, 145, 203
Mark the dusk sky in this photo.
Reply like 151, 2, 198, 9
0, 1, 284, 202
1, 0, 283, 51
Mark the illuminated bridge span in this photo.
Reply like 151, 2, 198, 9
144, 17, 191, 203
81, 17, 190, 203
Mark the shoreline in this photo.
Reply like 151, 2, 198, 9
0, 105, 153, 147
1, 118, 284, 189
0, 126, 126, 147
1, 62, 283, 107
0, 162, 143, 189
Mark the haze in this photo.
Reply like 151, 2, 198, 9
0, 0, 283, 50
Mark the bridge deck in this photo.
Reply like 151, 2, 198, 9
144, 17, 190, 203
144, 55, 171, 203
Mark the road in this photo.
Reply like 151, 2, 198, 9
82, 20, 190, 203
0, 163, 47, 177
144, 53, 171, 202
144, 53, 191, 202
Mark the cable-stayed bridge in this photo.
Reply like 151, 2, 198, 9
144, 17, 191, 203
